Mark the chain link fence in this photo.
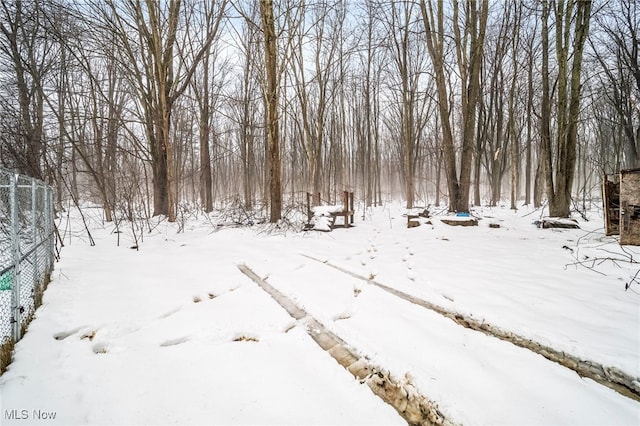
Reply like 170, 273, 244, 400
0, 167, 55, 373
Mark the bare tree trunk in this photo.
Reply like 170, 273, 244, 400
260, 0, 281, 222
508, 2, 522, 210
199, 52, 213, 213
524, 25, 535, 206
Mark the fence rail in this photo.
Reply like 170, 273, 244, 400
0, 167, 55, 371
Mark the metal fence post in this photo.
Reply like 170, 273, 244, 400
1, 168, 56, 354
46, 187, 54, 271
32, 180, 38, 292
10, 173, 21, 341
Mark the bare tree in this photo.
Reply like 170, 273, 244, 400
541, 0, 592, 217
384, 0, 432, 209
420, 0, 489, 213
0, 0, 56, 180
94, 0, 226, 222
590, 0, 639, 170
477, 2, 514, 207
187, 2, 227, 213
237, 14, 261, 211
357, 1, 383, 207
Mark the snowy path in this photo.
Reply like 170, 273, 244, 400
245, 255, 639, 425
300, 253, 640, 401
0, 205, 639, 425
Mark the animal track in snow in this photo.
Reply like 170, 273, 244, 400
158, 307, 180, 319
333, 312, 352, 321
80, 330, 97, 341
232, 334, 260, 343
53, 327, 83, 341
92, 342, 109, 354
283, 322, 297, 333
193, 290, 219, 303
160, 336, 190, 347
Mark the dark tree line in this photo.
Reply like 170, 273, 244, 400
0, 0, 634, 222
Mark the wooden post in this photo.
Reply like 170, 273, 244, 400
342, 191, 349, 228
349, 192, 354, 224
306, 192, 312, 222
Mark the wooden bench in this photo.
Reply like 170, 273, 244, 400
307, 191, 354, 230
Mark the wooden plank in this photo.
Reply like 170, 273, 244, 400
620, 169, 640, 205
349, 192, 354, 224
602, 175, 620, 236
620, 169, 640, 245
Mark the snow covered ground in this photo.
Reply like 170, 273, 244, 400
0, 203, 639, 425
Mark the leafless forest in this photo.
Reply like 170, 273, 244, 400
0, 0, 637, 223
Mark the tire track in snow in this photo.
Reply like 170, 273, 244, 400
300, 253, 640, 403
237, 263, 458, 426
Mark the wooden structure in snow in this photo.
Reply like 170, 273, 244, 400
440, 212, 478, 227
440, 216, 478, 227
602, 169, 640, 245
535, 218, 579, 229
306, 191, 354, 231
620, 169, 640, 245
602, 174, 620, 236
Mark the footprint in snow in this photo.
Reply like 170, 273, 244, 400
233, 334, 260, 343
283, 322, 297, 333
80, 330, 97, 341
53, 327, 83, 341
92, 342, 109, 354
160, 336, 190, 347
333, 312, 352, 321
159, 307, 180, 319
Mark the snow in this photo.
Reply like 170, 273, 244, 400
312, 205, 345, 215
312, 215, 333, 232
310, 205, 346, 231
1, 203, 639, 425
